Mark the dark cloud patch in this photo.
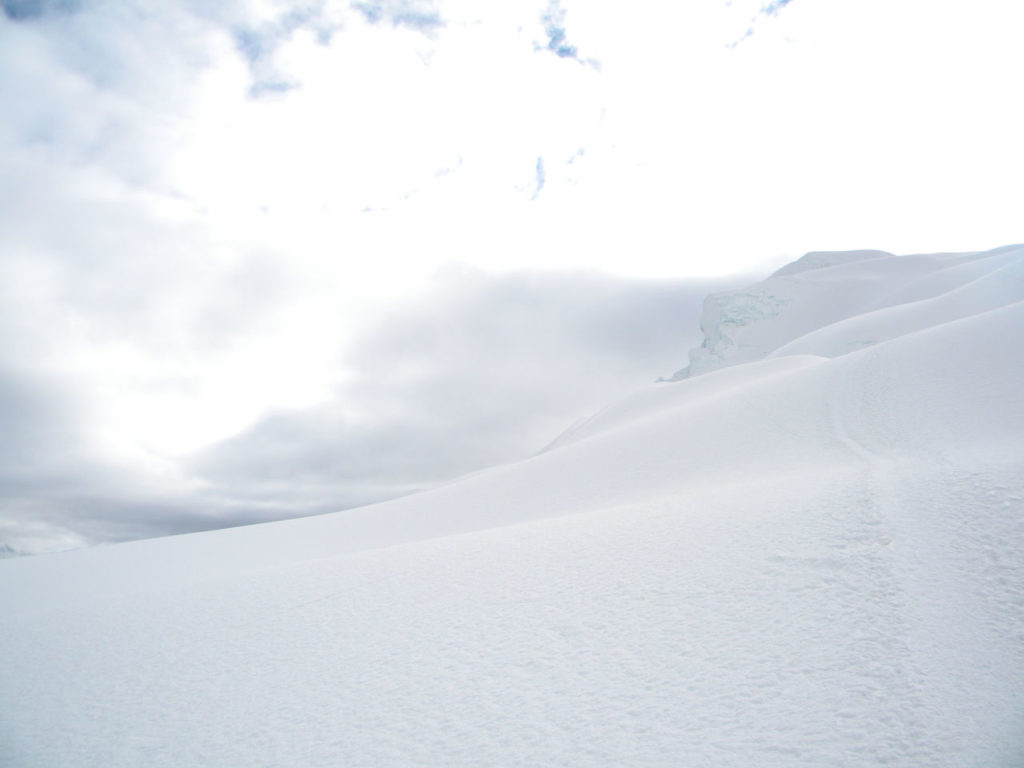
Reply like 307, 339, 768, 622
233, 26, 271, 66
730, 0, 797, 46
545, 28, 576, 59
761, 0, 796, 18
232, 6, 322, 97
248, 77, 300, 97
228, 0, 443, 97
2, 0, 79, 21
351, 0, 442, 33
232, 5, 321, 65
538, 0, 590, 64
530, 156, 546, 201
541, 0, 575, 58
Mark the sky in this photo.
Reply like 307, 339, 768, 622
1, 0, 1021, 554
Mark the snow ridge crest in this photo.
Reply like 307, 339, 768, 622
671, 245, 1024, 380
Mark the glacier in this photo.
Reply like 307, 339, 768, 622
1, 245, 1022, 767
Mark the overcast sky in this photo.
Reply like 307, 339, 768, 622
1, 0, 1021, 554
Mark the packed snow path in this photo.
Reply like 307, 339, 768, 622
2, 247, 1023, 766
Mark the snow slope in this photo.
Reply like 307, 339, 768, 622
2, 246, 1023, 767
674, 245, 1024, 378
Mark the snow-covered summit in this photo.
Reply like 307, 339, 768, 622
769, 248, 893, 278
673, 244, 1024, 378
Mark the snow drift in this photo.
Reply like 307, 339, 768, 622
2, 246, 1023, 767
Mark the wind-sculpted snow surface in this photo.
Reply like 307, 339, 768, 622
2, 246, 1023, 767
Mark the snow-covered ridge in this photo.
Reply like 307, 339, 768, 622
673, 244, 1024, 378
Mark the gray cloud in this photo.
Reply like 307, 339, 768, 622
0, 7, 307, 553
191, 269, 738, 522
760, 0, 795, 18
1, 0, 79, 20
351, 0, 442, 33
0, 365, 192, 554
0, 1, 232, 193
233, 8, 320, 66
226, 0, 442, 96
0, 367, 86, 486
0, 355, 304, 554
730, 0, 798, 46
536, 0, 600, 69
530, 156, 546, 201
231, 4, 326, 97
539, 0, 577, 59
0, 265, 738, 555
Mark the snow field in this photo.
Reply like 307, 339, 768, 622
2, 245, 1023, 766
